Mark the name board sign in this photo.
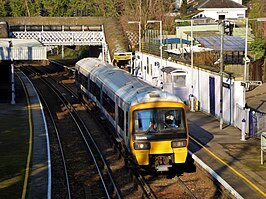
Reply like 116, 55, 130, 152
222, 82, 230, 89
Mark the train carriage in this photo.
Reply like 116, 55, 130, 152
75, 57, 189, 171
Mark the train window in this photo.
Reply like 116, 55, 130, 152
81, 74, 88, 89
89, 80, 100, 100
90, 80, 96, 96
95, 84, 100, 101
126, 111, 128, 137
118, 106, 124, 131
75, 70, 80, 83
102, 92, 115, 119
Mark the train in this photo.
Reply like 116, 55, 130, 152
75, 57, 189, 171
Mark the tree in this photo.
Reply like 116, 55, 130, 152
250, 38, 266, 59
180, 0, 187, 18
0, 0, 7, 16
9, 0, 27, 16
248, 0, 266, 59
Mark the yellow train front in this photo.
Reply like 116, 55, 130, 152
130, 101, 188, 171
75, 58, 188, 172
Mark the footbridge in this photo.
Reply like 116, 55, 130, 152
9, 24, 108, 61
0, 17, 129, 104
10, 24, 105, 46
1, 17, 129, 61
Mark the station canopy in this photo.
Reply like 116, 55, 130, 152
196, 36, 247, 51
0, 39, 46, 60
165, 46, 213, 55
161, 66, 187, 74
0, 38, 44, 47
163, 38, 190, 45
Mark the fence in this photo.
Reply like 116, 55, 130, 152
250, 109, 266, 138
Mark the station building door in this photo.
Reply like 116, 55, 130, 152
0, 61, 11, 103
209, 76, 215, 116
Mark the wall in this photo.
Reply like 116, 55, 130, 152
0, 47, 47, 60
135, 52, 244, 125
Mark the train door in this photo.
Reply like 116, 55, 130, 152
209, 76, 215, 116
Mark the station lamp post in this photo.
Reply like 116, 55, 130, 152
147, 20, 163, 84
219, 20, 225, 130
175, 19, 194, 111
241, 17, 266, 141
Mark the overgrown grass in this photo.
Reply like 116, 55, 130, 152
0, 105, 29, 198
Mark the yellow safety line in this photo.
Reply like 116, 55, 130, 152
17, 73, 33, 199
190, 136, 266, 198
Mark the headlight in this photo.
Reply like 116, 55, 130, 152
134, 142, 150, 150
171, 140, 187, 148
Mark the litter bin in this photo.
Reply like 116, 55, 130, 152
261, 132, 266, 165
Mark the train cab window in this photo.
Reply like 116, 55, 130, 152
133, 110, 158, 133
164, 110, 183, 129
133, 108, 186, 135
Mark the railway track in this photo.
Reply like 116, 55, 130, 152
37, 86, 72, 198
20, 62, 224, 198
22, 66, 121, 198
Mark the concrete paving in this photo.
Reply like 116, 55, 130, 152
246, 83, 266, 113
16, 70, 50, 199
187, 111, 266, 199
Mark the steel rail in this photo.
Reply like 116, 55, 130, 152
37, 88, 72, 199
30, 67, 121, 199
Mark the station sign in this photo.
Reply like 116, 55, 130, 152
241, 82, 246, 87
241, 81, 262, 88
222, 82, 230, 89
246, 81, 262, 86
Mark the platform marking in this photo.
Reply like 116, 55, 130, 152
17, 73, 33, 199
190, 136, 266, 198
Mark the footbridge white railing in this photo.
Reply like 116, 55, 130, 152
9, 25, 105, 46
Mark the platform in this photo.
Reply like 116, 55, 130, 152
187, 111, 266, 199
0, 70, 50, 199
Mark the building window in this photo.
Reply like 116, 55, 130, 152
173, 75, 186, 87
219, 15, 225, 20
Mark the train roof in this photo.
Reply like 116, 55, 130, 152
76, 58, 182, 106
